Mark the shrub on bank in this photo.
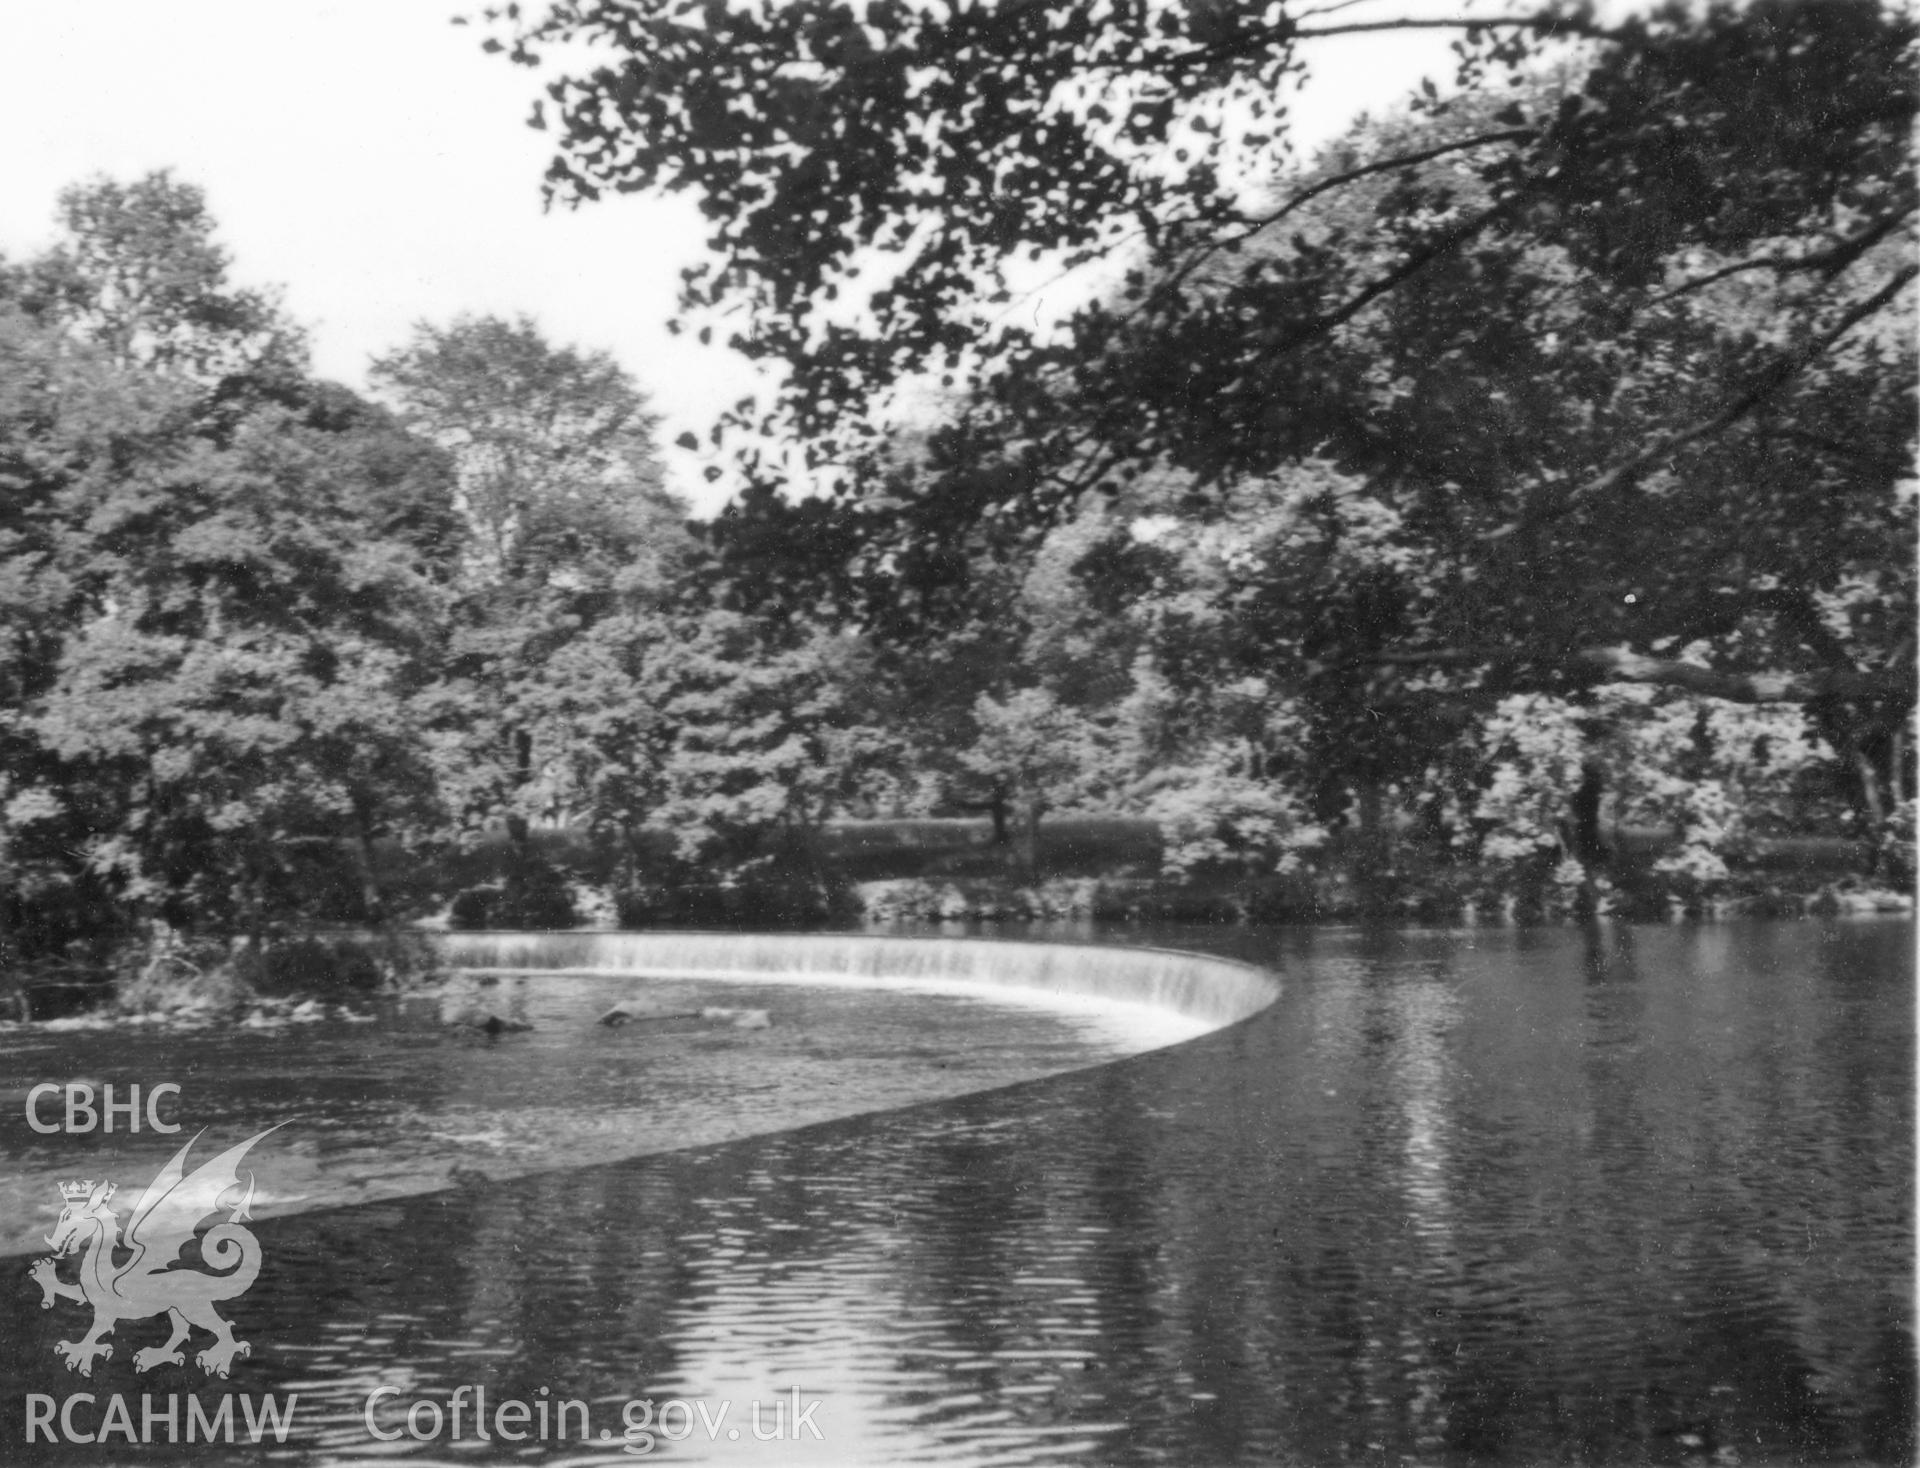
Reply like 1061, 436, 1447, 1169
112, 935, 250, 1019
107, 929, 443, 1022
450, 850, 581, 930
857, 877, 1116, 924
238, 937, 384, 996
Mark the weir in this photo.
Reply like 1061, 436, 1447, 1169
438, 931, 1280, 1031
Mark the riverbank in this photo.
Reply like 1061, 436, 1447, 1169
5, 816, 1905, 1022
848, 870, 1915, 926
432, 814, 1906, 931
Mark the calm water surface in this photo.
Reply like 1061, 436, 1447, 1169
0, 968, 1182, 1255
1, 921, 1910, 1466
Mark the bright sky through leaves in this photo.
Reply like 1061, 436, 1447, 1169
0, 0, 1463, 514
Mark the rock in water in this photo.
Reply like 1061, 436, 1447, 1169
597, 1002, 771, 1030
598, 1001, 700, 1027
464, 1013, 532, 1037
700, 1007, 772, 1030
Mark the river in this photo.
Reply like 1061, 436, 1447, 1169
1, 920, 1910, 1465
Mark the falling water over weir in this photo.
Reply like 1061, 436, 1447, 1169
439, 929, 1281, 1030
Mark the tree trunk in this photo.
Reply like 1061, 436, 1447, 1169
1567, 759, 1610, 867
619, 822, 638, 892
1852, 749, 1886, 828
1016, 799, 1043, 886
507, 725, 535, 852
1806, 700, 1899, 871
1565, 759, 1611, 917
989, 793, 1010, 846
1364, 645, 1913, 706
945, 795, 1013, 844
0, 874, 15, 987
247, 840, 271, 980
1353, 779, 1388, 916
353, 801, 389, 926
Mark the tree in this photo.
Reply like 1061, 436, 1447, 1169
10, 171, 305, 387
371, 315, 692, 846
488, 0, 1910, 486
0, 302, 458, 950
1466, 687, 1840, 901
646, 606, 894, 909
0, 305, 179, 966
491, 0, 1915, 862
1098, 70, 1916, 835
1052, 457, 1464, 888
958, 688, 1112, 883
370, 314, 679, 586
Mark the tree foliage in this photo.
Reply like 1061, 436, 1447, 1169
493, 0, 1914, 840
12, 171, 306, 386
370, 314, 679, 587
372, 314, 693, 842
12, 1, 1919, 971
494, 0, 1912, 483
0, 303, 456, 945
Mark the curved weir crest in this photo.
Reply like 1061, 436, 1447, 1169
439, 930, 1281, 1037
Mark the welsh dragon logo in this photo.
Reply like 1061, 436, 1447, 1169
29, 1126, 282, 1379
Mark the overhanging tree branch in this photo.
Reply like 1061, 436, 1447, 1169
1648, 205, 1918, 305
1295, 191, 1532, 343
1294, 13, 1624, 42
1328, 645, 1913, 705
1569, 646, 1912, 704
1162, 7, 1627, 71
1490, 261, 1919, 538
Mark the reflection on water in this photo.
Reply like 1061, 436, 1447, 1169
1, 922, 1911, 1465
0, 972, 1185, 1258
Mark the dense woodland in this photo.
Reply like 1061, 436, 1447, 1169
2, 0, 1914, 985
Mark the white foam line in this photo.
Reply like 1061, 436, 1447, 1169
454, 964, 1215, 1053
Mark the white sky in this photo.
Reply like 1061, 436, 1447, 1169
0, 1, 1468, 517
